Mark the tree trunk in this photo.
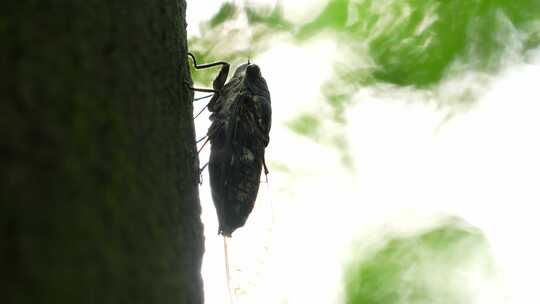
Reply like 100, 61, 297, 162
1, 1, 203, 303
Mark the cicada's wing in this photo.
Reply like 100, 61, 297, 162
255, 85, 271, 147
245, 66, 271, 147
209, 94, 266, 236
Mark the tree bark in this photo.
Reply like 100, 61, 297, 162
1, 1, 203, 303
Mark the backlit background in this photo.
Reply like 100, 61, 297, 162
187, 1, 540, 303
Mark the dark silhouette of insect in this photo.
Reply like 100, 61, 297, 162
187, 53, 271, 237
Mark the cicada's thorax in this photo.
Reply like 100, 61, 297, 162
207, 64, 270, 236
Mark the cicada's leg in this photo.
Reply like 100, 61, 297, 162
262, 154, 269, 183
186, 53, 230, 121
193, 94, 214, 118
196, 135, 208, 144
198, 161, 209, 185
194, 94, 214, 101
194, 103, 210, 119
197, 137, 210, 154
200, 162, 209, 172
184, 81, 218, 93
187, 53, 230, 91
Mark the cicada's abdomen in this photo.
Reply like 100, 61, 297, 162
209, 141, 264, 236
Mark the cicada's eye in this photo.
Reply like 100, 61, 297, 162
246, 64, 261, 79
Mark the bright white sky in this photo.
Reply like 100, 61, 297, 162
187, 1, 540, 304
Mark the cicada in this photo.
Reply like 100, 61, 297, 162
187, 53, 271, 237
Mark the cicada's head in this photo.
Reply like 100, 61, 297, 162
232, 61, 262, 79
232, 61, 269, 98
246, 64, 261, 79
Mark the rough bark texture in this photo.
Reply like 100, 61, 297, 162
1, 1, 203, 303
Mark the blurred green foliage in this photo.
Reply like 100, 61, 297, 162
209, 3, 237, 28
299, 0, 540, 87
285, 113, 321, 139
301, 0, 540, 125
188, 0, 540, 165
245, 5, 292, 30
188, 2, 290, 87
344, 219, 496, 304
189, 0, 540, 87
